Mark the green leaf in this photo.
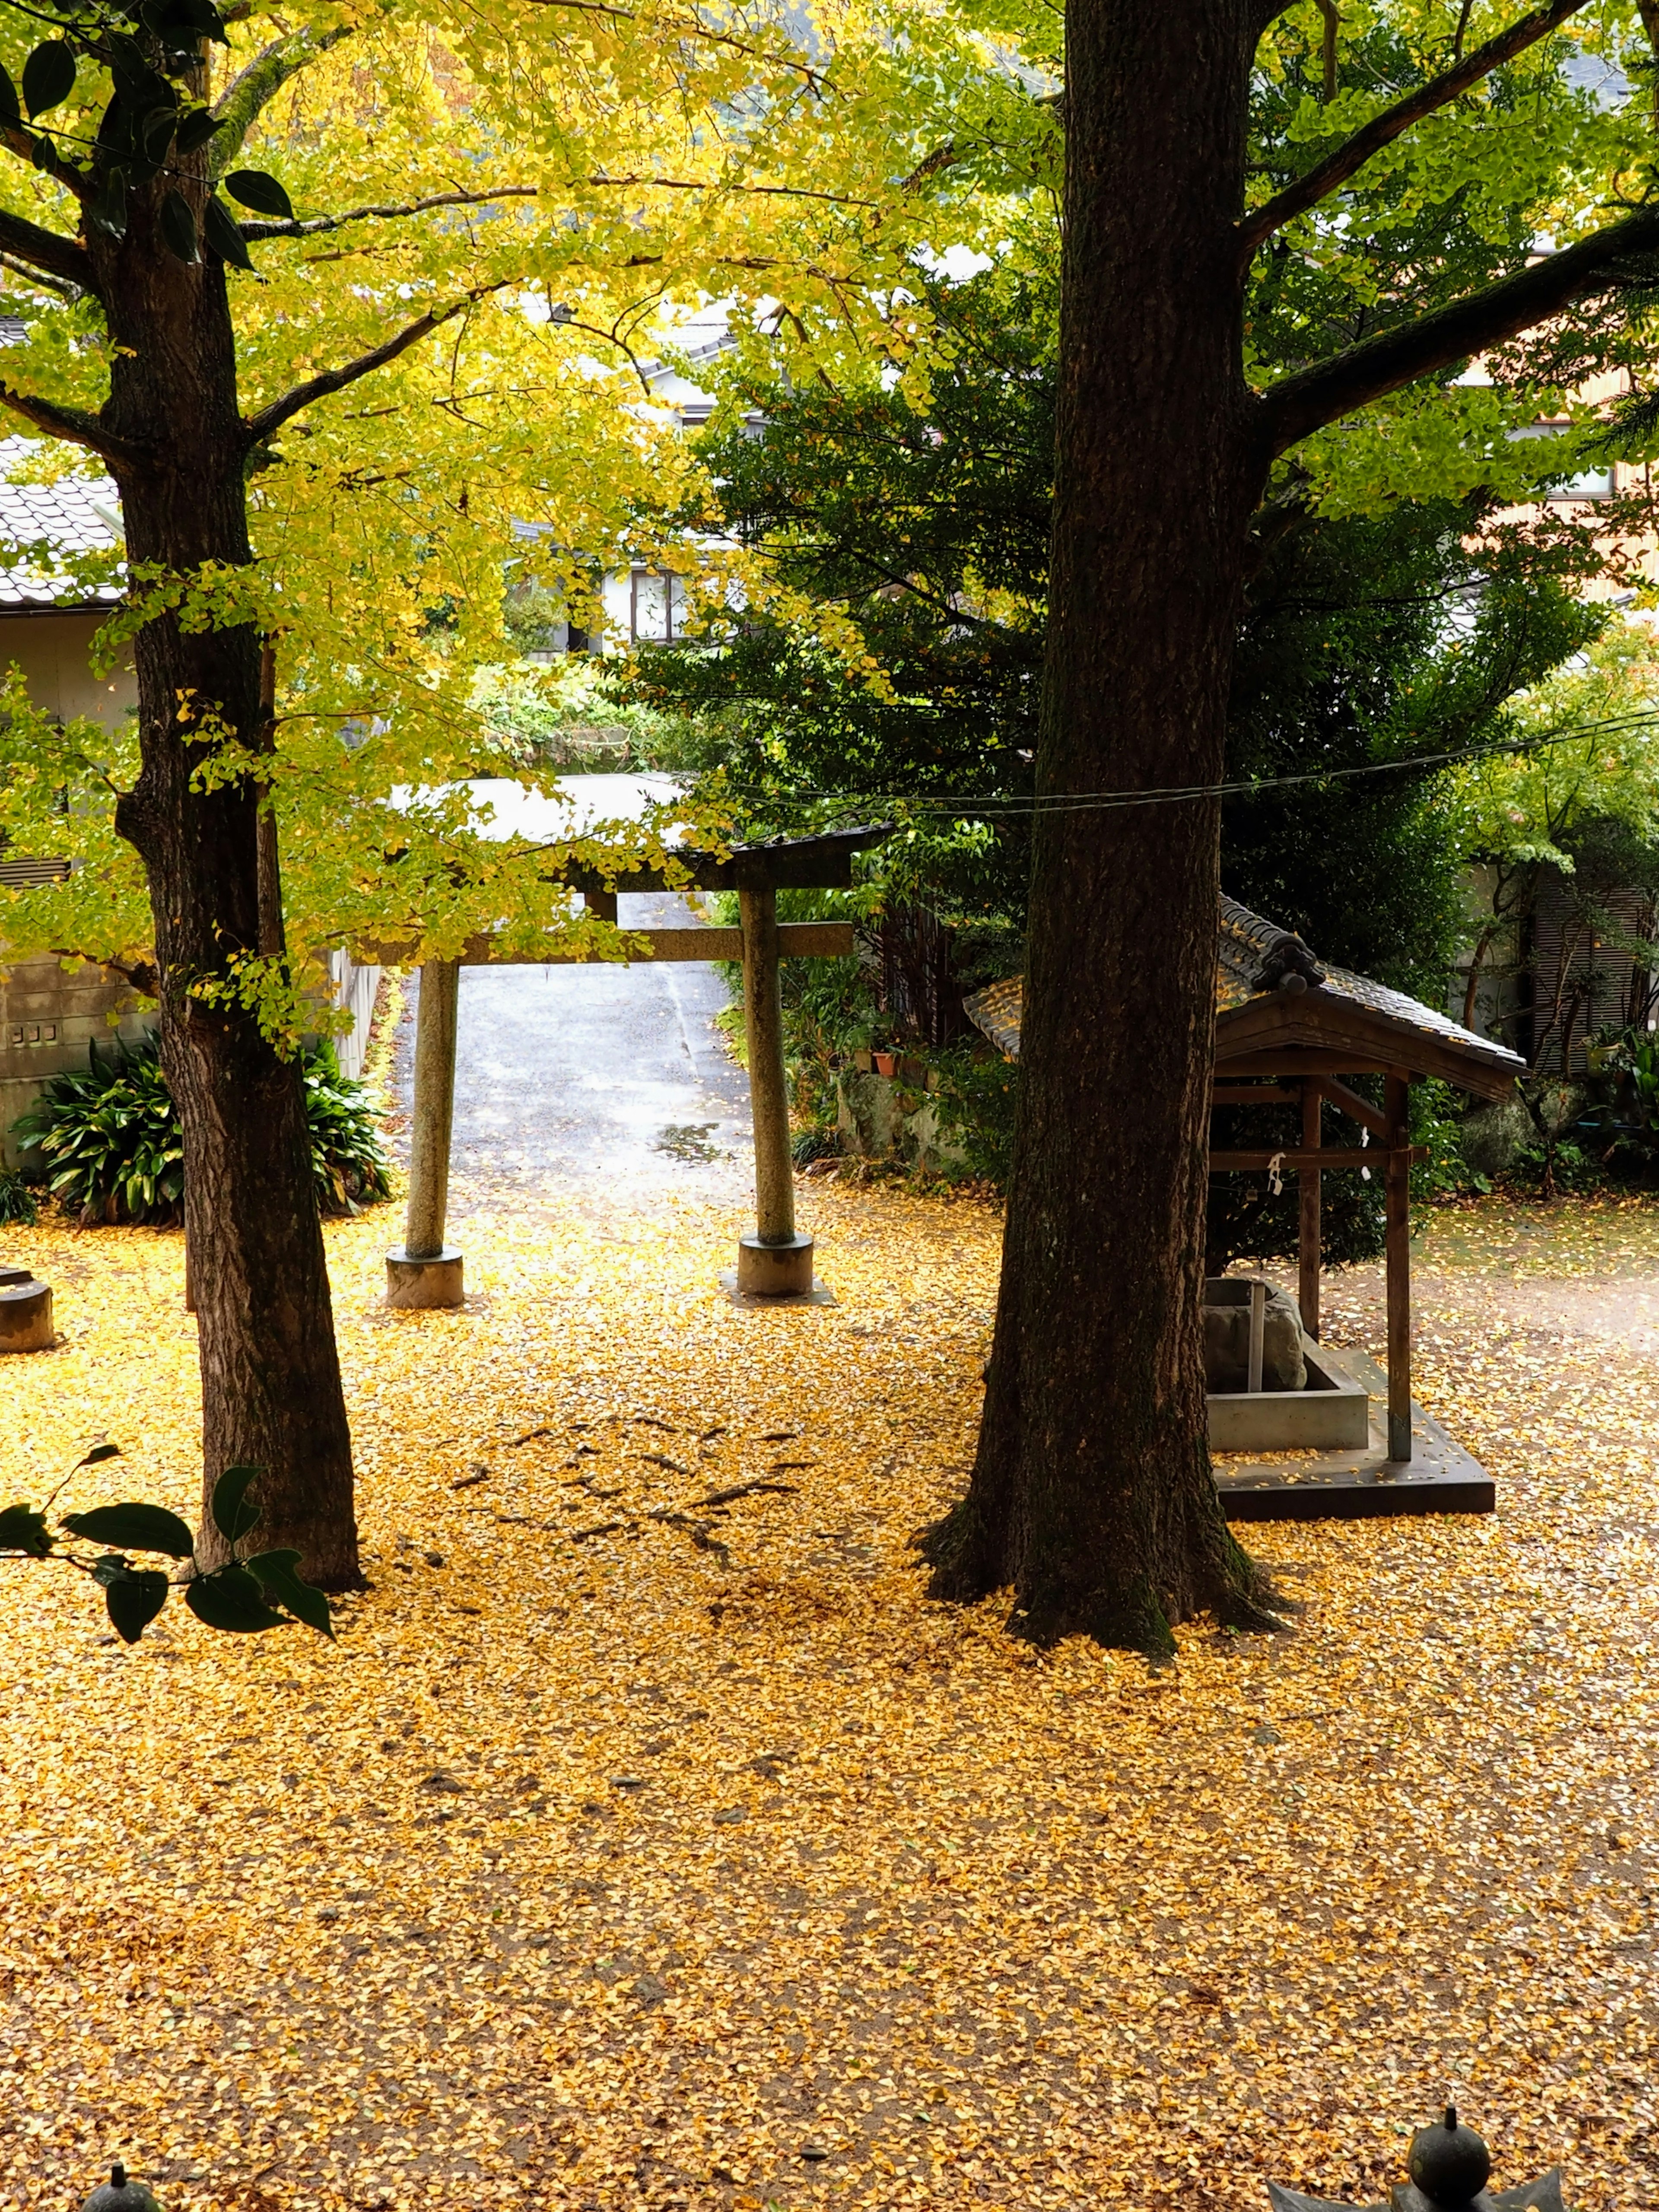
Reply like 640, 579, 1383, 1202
22, 42, 75, 119
61, 1501, 194, 1558
141, 105, 177, 161
105, 1567, 168, 1644
173, 107, 225, 154
210, 1464, 261, 1544
223, 169, 293, 221
245, 1548, 335, 1639
0, 1503, 51, 1558
89, 166, 127, 239
184, 1564, 286, 1634
0, 64, 20, 131
76, 1442, 122, 1470
203, 194, 254, 273
159, 188, 198, 265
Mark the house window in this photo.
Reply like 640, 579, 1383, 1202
630, 569, 685, 643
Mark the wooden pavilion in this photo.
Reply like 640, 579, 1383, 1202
964, 896, 1526, 1512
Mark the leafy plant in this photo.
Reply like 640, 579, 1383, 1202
0, 1166, 36, 1226
11, 1036, 389, 1225
0, 1445, 332, 1647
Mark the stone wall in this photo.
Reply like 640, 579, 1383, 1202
1, 953, 147, 1167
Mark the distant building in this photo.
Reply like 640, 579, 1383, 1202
0, 440, 378, 1166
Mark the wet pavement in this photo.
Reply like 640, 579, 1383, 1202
389, 892, 755, 1211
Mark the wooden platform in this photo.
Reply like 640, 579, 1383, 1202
1213, 1347, 1494, 1521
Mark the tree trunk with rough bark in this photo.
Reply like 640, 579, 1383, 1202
98, 127, 358, 1588
923, 0, 1277, 1653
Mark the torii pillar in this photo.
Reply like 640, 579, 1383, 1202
385, 959, 464, 1309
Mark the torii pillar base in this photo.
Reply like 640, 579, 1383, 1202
735, 1231, 815, 1298
385, 1246, 464, 1310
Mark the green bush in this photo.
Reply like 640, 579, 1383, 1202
12, 1036, 391, 1227
0, 1165, 37, 1226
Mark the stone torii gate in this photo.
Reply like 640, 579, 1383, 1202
366, 824, 890, 1311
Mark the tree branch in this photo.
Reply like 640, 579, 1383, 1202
1259, 203, 1659, 454
241, 186, 539, 242
1239, 0, 1590, 257
209, 23, 354, 177
0, 380, 134, 463
241, 283, 515, 448
0, 119, 90, 206
0, 208, 92, 293
241, 172, 876, 243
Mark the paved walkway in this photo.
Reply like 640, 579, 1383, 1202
386, 777, 756, 1210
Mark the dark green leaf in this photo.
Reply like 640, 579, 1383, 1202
0, 1503, 51, 1558
22, 42, 75, 119
29, 135, 57, 172
155, 0, 229, 43
159, 188, 198, 264
210, 1463, 261, 1544
105, 1567, 168, 1644
61, 1501, 194, 1558
224, 169, 292, 220
245, 1548, 335, 1639
203, 193, 254, 273
173, 106, 225, 154
141, 105, 176, 160
91, 166, 128, 238
76, 1443, 122, 1469
0, 65, 20, 132
184, 1564, 286, 1634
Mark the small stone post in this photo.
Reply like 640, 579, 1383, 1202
385, 959, 464, 1309
735, 879, 814, 1296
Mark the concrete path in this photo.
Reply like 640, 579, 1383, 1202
387, 771, 757, 1209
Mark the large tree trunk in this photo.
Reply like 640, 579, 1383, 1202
923, 0, 1278, 1652
99, 161, 359, 1587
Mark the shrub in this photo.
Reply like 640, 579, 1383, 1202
12, 1036, 391, 1226
0, 1165, 37, 1226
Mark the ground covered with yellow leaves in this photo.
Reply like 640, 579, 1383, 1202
1, 1180, 1658, 2211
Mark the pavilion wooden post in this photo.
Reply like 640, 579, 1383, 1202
385, 958, 464, 1310
736, 879, 815, 1296
1298, 1081, 1321, 1340
1384, 1074, 1411, 1462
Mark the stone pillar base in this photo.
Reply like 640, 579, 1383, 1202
736, 1232, 815, 1297
385, 1247, 464, 1310
0, 1277, 53, 1353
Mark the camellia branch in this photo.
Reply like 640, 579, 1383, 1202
1238, 0, 1591, 257
241, 281, 518, 448
1259, 200, 1659, 452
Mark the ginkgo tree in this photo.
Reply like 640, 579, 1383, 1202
0, 0, 1001, 1590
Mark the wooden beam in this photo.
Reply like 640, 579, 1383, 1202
1214, 1048, 1416, 1081
354, 921, 855, 966
1299, 1082, 1321, 1342
1385, 1079, 1412, 1464
1210, 1083, 1302, 1104
1316, 1074, 1393, 1142
1210, 1146, 1427, 1171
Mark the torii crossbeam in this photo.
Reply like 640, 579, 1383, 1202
357, 825, 891, 1310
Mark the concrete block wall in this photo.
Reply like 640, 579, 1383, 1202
1, 953, 148, 1167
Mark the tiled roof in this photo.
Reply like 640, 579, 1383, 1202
0, 435, 121, 608
963, 895, 1526, 1081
